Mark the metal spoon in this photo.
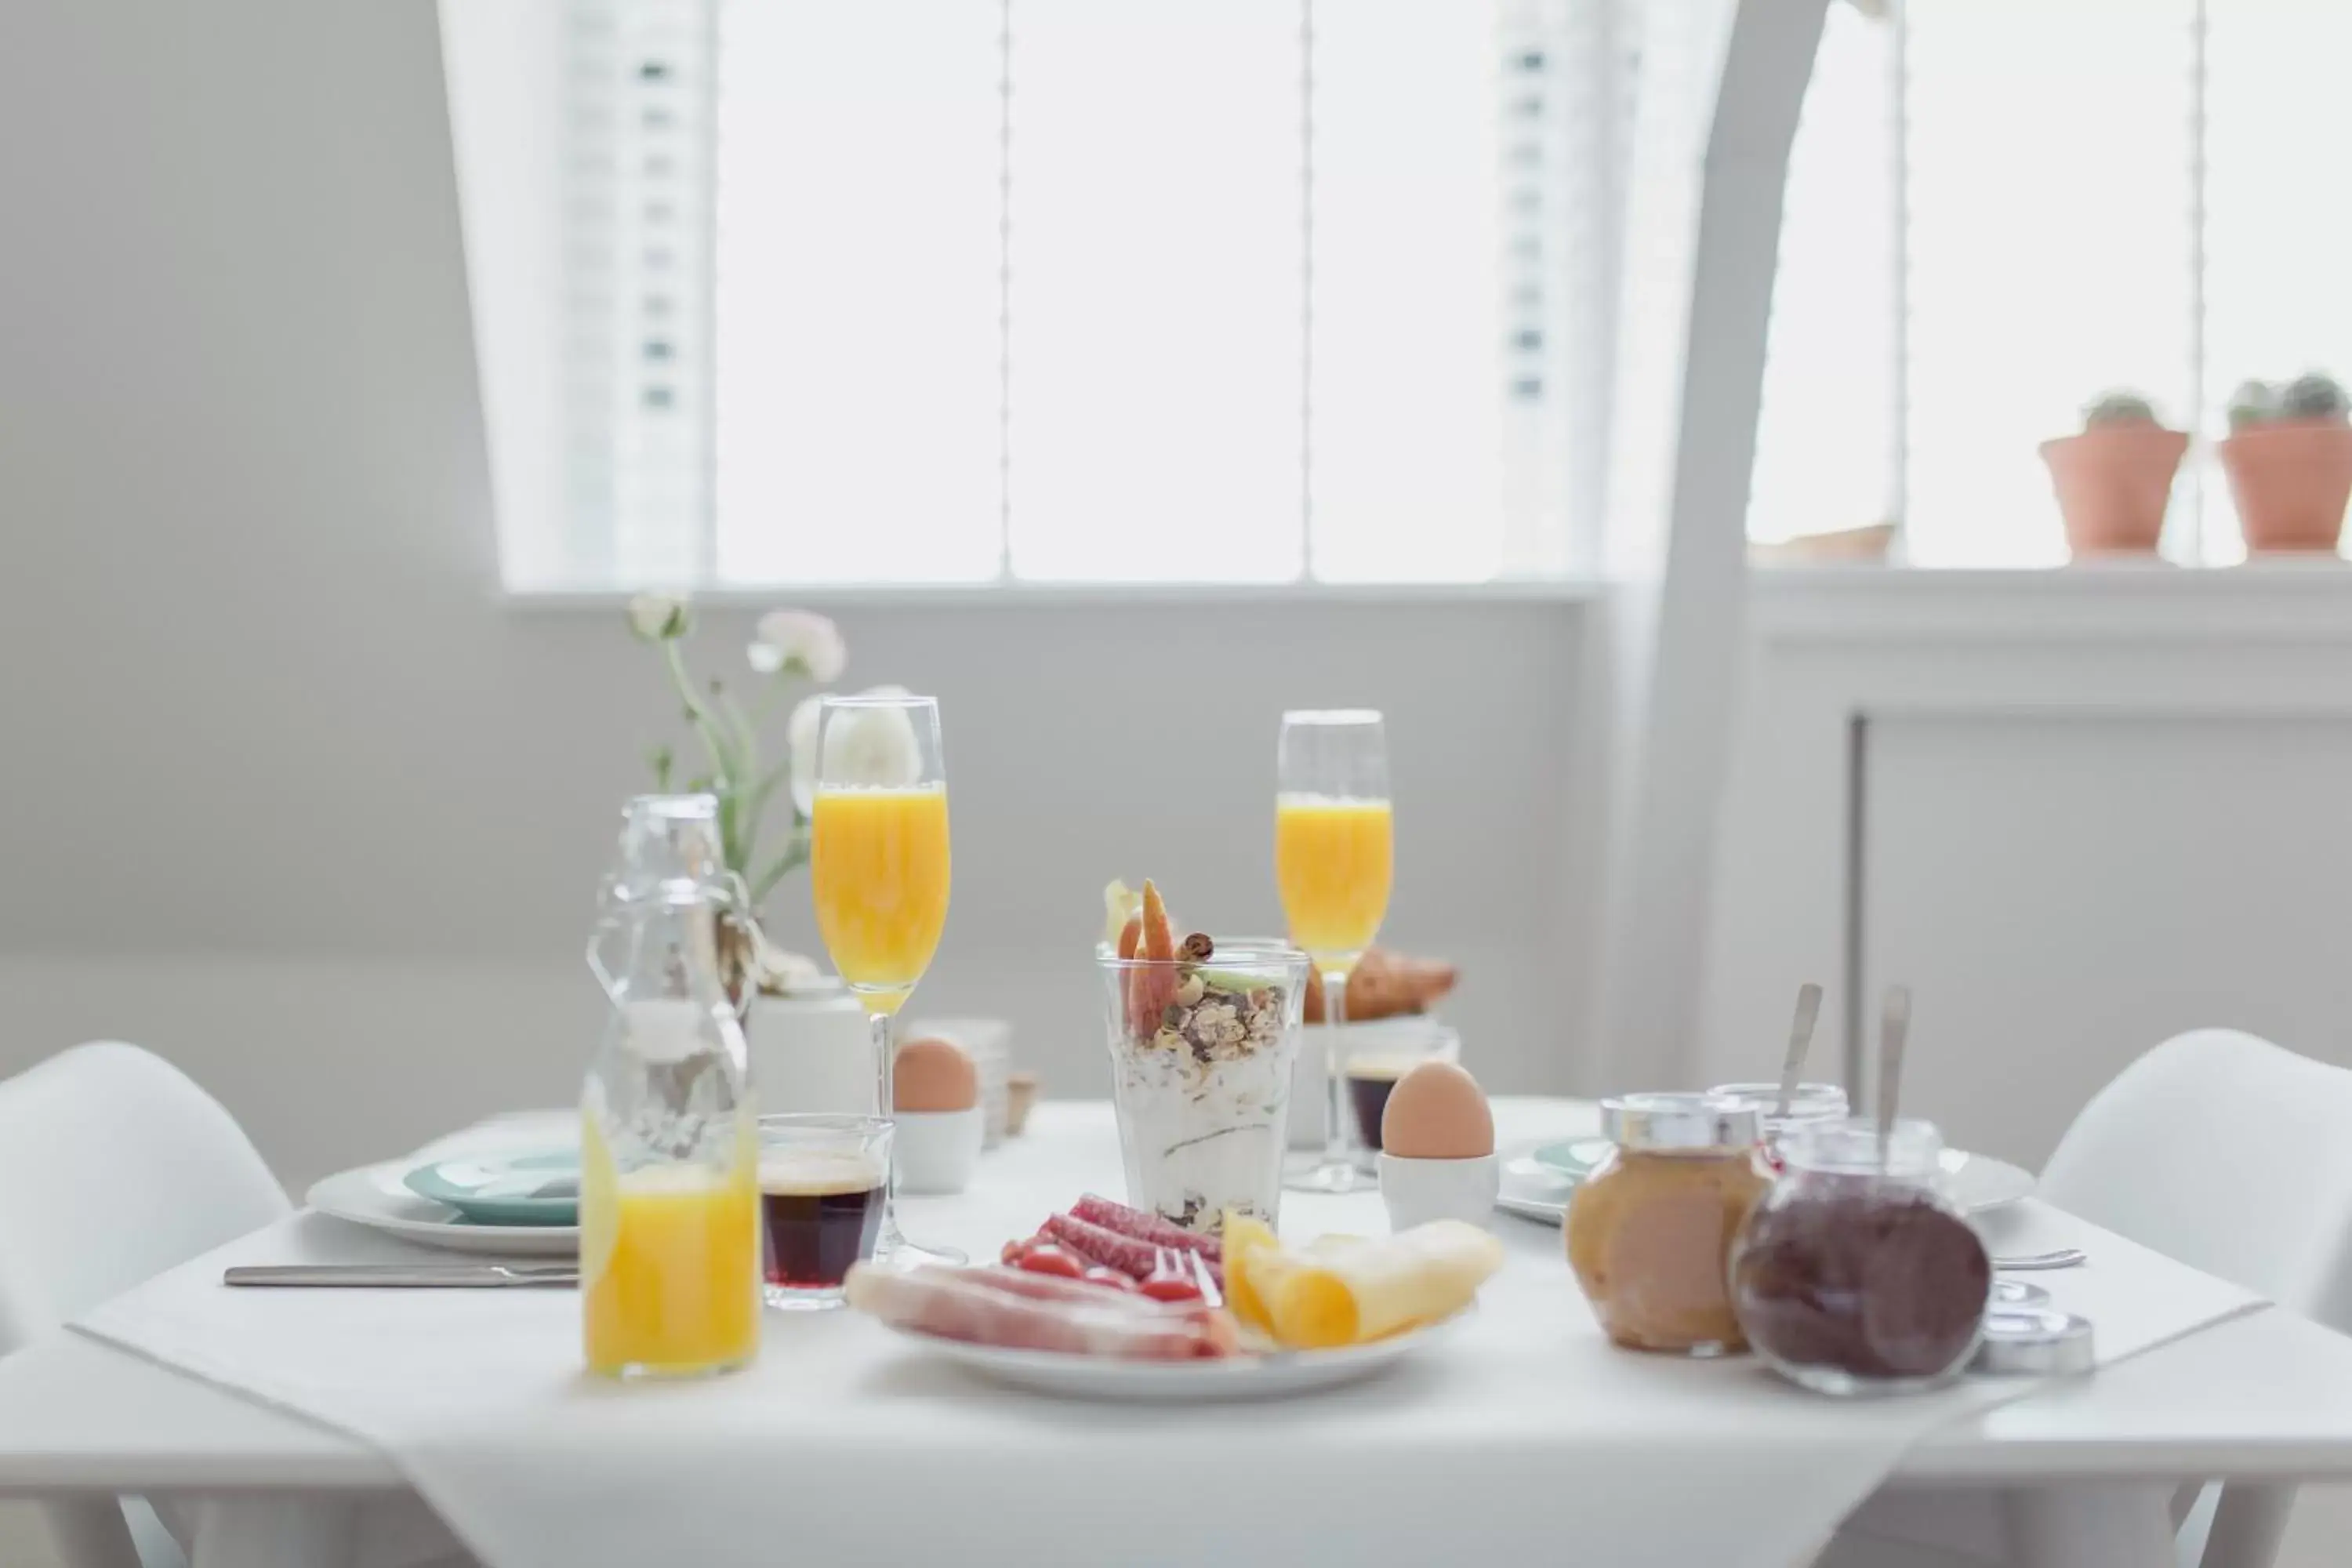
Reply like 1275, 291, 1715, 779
1991, 1248, 2088, 1272
1775, 982, 1824, 1121
1876, 985, 1911, 1171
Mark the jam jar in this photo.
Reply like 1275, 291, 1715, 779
1566, 1094, 1769, 1356
1730, 1117, 1991, 1396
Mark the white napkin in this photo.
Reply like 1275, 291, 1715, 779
76, 1105, 2262, 1568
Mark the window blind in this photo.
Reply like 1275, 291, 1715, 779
561, 0, 1603, 589
565, 0, 717, 586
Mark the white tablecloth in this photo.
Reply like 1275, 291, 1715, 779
75, 1102, 2263, 1568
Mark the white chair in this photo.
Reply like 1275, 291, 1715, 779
0, 1042, 289, 1568
1828, 1028, 2352, 1568
2038, 1028, 2352, 1568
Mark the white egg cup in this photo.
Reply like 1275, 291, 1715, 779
892, 1105, 984, 1195
1378, 1151, 1501, 1232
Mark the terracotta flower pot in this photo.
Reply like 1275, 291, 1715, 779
2220, 421, 2352, 553
2039, 425, 2188, 557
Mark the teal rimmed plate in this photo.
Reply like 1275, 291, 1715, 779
1529, 1136, 1612, 1181
402, 1151, 580, 1227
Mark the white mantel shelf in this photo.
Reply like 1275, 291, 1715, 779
1751, 561, 2352, 644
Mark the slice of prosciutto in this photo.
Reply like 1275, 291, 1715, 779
846, 1264, 1237, 1359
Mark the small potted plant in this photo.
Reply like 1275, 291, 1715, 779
2220, 373, 2352, 554
2038, 390, 2188, 558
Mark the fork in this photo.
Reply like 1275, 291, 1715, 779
1184, 1247, 1223, 1308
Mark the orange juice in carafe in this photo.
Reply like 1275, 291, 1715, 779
581, 794, 762, 1378
581, 1118, 759, 1377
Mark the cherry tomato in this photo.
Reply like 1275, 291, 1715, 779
1016, 1244, 1084, 1279
1000, 1239, 1033, 1266
1138, 1275, 1203, 1304
1081, 1266, 1138, 1293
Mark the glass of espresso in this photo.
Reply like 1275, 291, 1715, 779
1340, 1024, 1463, 1162
756, 1114, 892, 1310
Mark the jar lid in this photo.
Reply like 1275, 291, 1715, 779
1601, 1092, 1760, 1151
1780, 1116, 1946, 1179
1973, 1308, 2095, 1375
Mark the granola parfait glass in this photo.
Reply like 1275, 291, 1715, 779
1098, 938, 1309, 1233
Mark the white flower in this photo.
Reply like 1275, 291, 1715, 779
789, 684, 920, 815
747, 609, 846, 682
750, 931, 831, 996
626, 592, 692, 642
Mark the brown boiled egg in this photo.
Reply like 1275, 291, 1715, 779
894, 1036, 978, 1112
1381, 1061, 1494, 1159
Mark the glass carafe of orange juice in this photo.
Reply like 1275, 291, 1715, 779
582, 795, 760, 1380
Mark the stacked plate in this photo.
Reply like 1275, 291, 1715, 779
307, 1136, 579, 1256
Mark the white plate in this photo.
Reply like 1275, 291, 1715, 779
1492, 1144, 2037, 1225
306, 1160, 579, 1257
880, 1313, 1461, 1402
1940, 1147, 2037, 1214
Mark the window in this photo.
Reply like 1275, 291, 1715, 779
531, 0, 1613, 592
1755, 0, 2352, 568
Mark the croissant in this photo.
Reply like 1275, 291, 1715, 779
1302, 947, 1458, 1025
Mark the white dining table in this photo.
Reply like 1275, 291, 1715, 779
5, 1098, 2352, 1568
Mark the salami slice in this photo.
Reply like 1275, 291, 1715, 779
1045, 1212, 1224, 1290
1073, 1193, 1225, 1262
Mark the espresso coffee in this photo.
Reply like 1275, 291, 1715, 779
759, 1151, 885, 1292
1345, 1054, 1423, 1152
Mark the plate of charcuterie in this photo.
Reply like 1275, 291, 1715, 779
867, 1290, 1465, 1402
846, 1192, 1498, 1402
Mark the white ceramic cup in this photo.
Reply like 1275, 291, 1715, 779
1378, 1151, 1501, 1232
746, 991, 874, 1116
893, 1105, 985, 1195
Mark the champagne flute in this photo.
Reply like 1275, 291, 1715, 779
1276, 710, 1395, 1194
809, 693, 963, 1265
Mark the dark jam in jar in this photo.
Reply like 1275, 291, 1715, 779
1730, 1120, 1991, 1395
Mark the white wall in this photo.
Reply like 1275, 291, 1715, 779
0, 0, 1590, 1189
1706, 567, 2352, 1166
1705, 568, 2352, 1568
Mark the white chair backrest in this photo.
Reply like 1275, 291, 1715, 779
2042, 1029, 2352, 1327
0, 1042, 288, 1354
2042, 1029, 2352, 1568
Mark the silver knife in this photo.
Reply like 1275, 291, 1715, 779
224, 1262, 579, 1288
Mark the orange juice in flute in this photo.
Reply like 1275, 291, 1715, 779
1276, 796, 1394, 962
808, 693, 964, 1264
811, 784, 950, 1013
1276, 710, 1394, 1195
